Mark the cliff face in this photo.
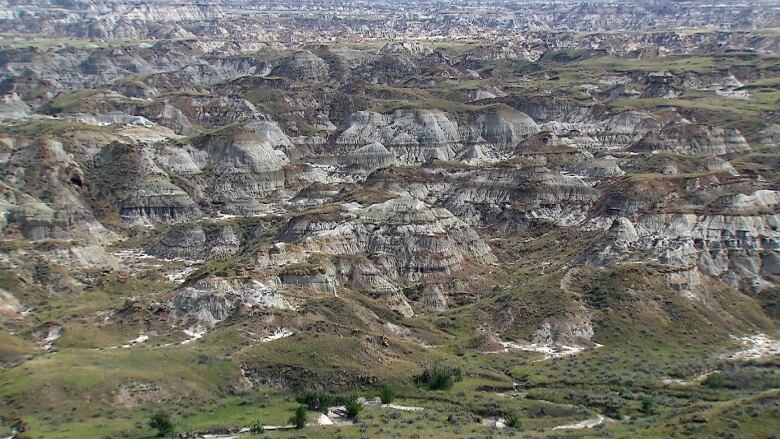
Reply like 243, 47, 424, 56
578, 183, 780, 296
178, 124, 289, 213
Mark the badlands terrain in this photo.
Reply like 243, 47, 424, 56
0, 0, 779, 437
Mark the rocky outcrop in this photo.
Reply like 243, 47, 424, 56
513, 131, 594, 167
273, 51, 330, 83
463, 107, 539, 151
171, 277, 293, 330
189, 125, 289, 212
63, 111, 155, 128
369, 164, 599, 227
92, 143, 200, 225
532, 317, 594, 346
279, 269, 337, 295
570, 159, 624, 177
756, 124, 780, 147
147, 221, 241, 261
280, 197, 496, 286
578, 217, 640, 265
0, 289, 23, 318
337, 110, 461, 164
511, 97, 661, 150
581, 189, 780, 291
344, 142, 396, 170
456, 86, 507, 103
631, 124, 750, 156
0, 93, 31, 121
378, 42, 434, 57
1, 138, 115, 242
175, 96, 266, 128
155, 104, 195, 135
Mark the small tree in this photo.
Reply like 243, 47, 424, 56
641, 395, 657, 415
289, 405, 307, 429
148, 411, 174, 437
345, 392, 363, 419
379, 383, 395, 404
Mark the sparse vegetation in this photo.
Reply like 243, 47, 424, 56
249, 419, 264, 433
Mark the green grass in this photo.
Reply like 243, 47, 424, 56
573, 54, 715, 72
0, 120, 103, 137
0, 36, 152, 50
0, 331, 36, 364
39, 89, 103, 114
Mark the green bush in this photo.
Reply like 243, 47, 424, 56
416, 362, 462, 390
379, 383, 395, 404
703, 373, 727, 389
296, 390, 334, 412
641, 395, 657, 415
249, 419, 264, 433
345, 392, 363, 419
505, 411, 522, 428
148, 411, 174, 437
289, 405, 307, 429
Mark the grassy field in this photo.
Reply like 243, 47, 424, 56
0, 36, 153, 50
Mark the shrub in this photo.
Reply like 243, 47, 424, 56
379, 384, 395, 404
148, 411, 174, 437
345, 392, 363, 419
505, 412, 522, 428
249, 419, 264, 433
641, 395, 657, 415
289, 405, 307, 429
416, 362, 462, 390
296, 390, 334, 412
703, 373, 727, 389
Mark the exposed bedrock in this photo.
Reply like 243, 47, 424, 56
631, 123, 750, 156
581, 190, 780, 290
91, 143, 201, 225
146, 223, 240, 261
505, 96, 661, 150
279, 197, 496, 285
336, 109, 461, 164
1, 137, 114, 242
171, 277, 293, 330
366, 165, 599, 227
187, 124, 290, 212
335, 107, 539, 163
